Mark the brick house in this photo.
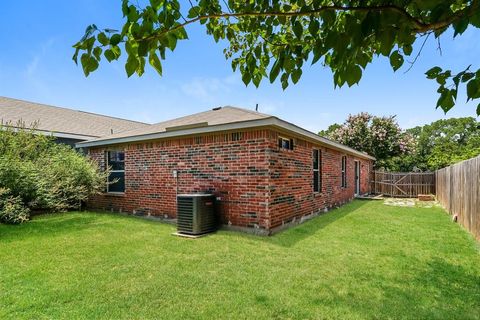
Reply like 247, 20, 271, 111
77, 106, 375, 234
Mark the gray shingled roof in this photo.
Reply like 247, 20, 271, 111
78, 106, 375, 160
0, 96, 149, 139
84, 106, 272, 142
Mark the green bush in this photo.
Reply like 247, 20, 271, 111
0, 188, 30, 224
0, 123, 107, 223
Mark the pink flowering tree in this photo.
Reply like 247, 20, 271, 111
320, 113, 415, 169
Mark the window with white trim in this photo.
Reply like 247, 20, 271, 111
231, 132, 243, 141
278, 137, 294, 150
107, 151, 125, 193
341, 155, 347, 188
313, 149, 321, 192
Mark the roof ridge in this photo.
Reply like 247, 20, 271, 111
150, 108, 216, 125
221, 105, 273, 118
0, 96, 150, 125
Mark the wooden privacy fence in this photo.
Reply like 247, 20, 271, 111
371, 171, 436, 197
436, 155, 480, 240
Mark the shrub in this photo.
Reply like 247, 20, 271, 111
0, 123, 107, 222
0, 188, 30, 224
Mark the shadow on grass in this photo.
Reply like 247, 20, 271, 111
232, 200, 370, 248
1, 200, 368, 247
308, 256, 480, 319
0, 212, 116, 242
379, 257, 480, 318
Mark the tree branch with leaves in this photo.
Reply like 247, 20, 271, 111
73, 0, 480, 114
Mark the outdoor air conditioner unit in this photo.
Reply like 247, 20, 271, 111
176, 194, 216, 235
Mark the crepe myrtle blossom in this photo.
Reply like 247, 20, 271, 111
325, 113, 415, 168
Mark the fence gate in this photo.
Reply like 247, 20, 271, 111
371, 171, 435, 197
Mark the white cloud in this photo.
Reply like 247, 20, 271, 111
25, 38, 55, 77
180, 74, 240, 102
22, 38, 56, 99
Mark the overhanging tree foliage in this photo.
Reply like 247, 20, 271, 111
73, 0, 480, 114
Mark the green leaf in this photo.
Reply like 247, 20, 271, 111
378, 28, 395, 56
425, 66, 442, 79
188, 6, 201, 19
136, 56, 145, 76
122, 0, 129, 16
138, 41, 149, 57
308, 19, 319, 35
97, 32, 109, 46
148, 52, 162, 76
110, 34, 122, 46
345, 65, 362, 87
453, 18, 469, 37
389, 50, 404, 72
125, 56, 139, 77
104, 49, 115, 62
283, 56, 295, 72
241, 72, 251, 86
471, 10, 480, 28
167, 34, 178, 51
281, 73, 289, 90
89, 56, 99, 73
80, 54, 99, 77
403, 44, 413, 56
437, 89, 455, 112
461, 72, 474, 82
466, 79, 480, 101
269, 59, 282, 83
149, 0, 162, 10
293, 21, 303, 39
252, 75, 261, 88
477, 103, 480, 116
85, 37, 95, 54
93, 47, 102, 60
72, 48, 80, 64
311, 41, 324, 65
80, 53, 90, 76
291, 69, 302, 84
112, 45, 121, 59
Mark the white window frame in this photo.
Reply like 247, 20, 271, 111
341, 155, 347, 188
106, 150, 125, 194
313, 149, 321, 193
278, 136, 294, 150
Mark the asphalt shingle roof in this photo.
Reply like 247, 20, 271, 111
0, 96, 149, 138
85, 106, 272, 142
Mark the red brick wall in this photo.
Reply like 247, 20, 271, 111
266, 132, 371, 229
87, 129, 373, 232
88, 130, 272, 229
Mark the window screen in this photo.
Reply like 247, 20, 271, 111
107, 151, 125, 193
341, 155, 347, 188
313, 149, 321, 192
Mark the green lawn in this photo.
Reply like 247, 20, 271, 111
1, 201, 479, 319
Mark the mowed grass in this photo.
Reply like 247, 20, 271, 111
1, 201, 479, 319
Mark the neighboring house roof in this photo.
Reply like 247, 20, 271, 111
0, 96, 149, 140
78, 106, 375, 161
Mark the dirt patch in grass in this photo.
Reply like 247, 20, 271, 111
383, 197, 442, 208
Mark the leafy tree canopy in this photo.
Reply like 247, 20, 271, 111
389, 117, 480, 171
74, 0, 480, 115
319, 112, 415, 169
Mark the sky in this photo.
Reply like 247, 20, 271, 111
0, 1, 479, 133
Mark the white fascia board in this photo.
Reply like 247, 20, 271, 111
76, 118, 275, 148
76, 117, 375, 161
268, 118, 376, 161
